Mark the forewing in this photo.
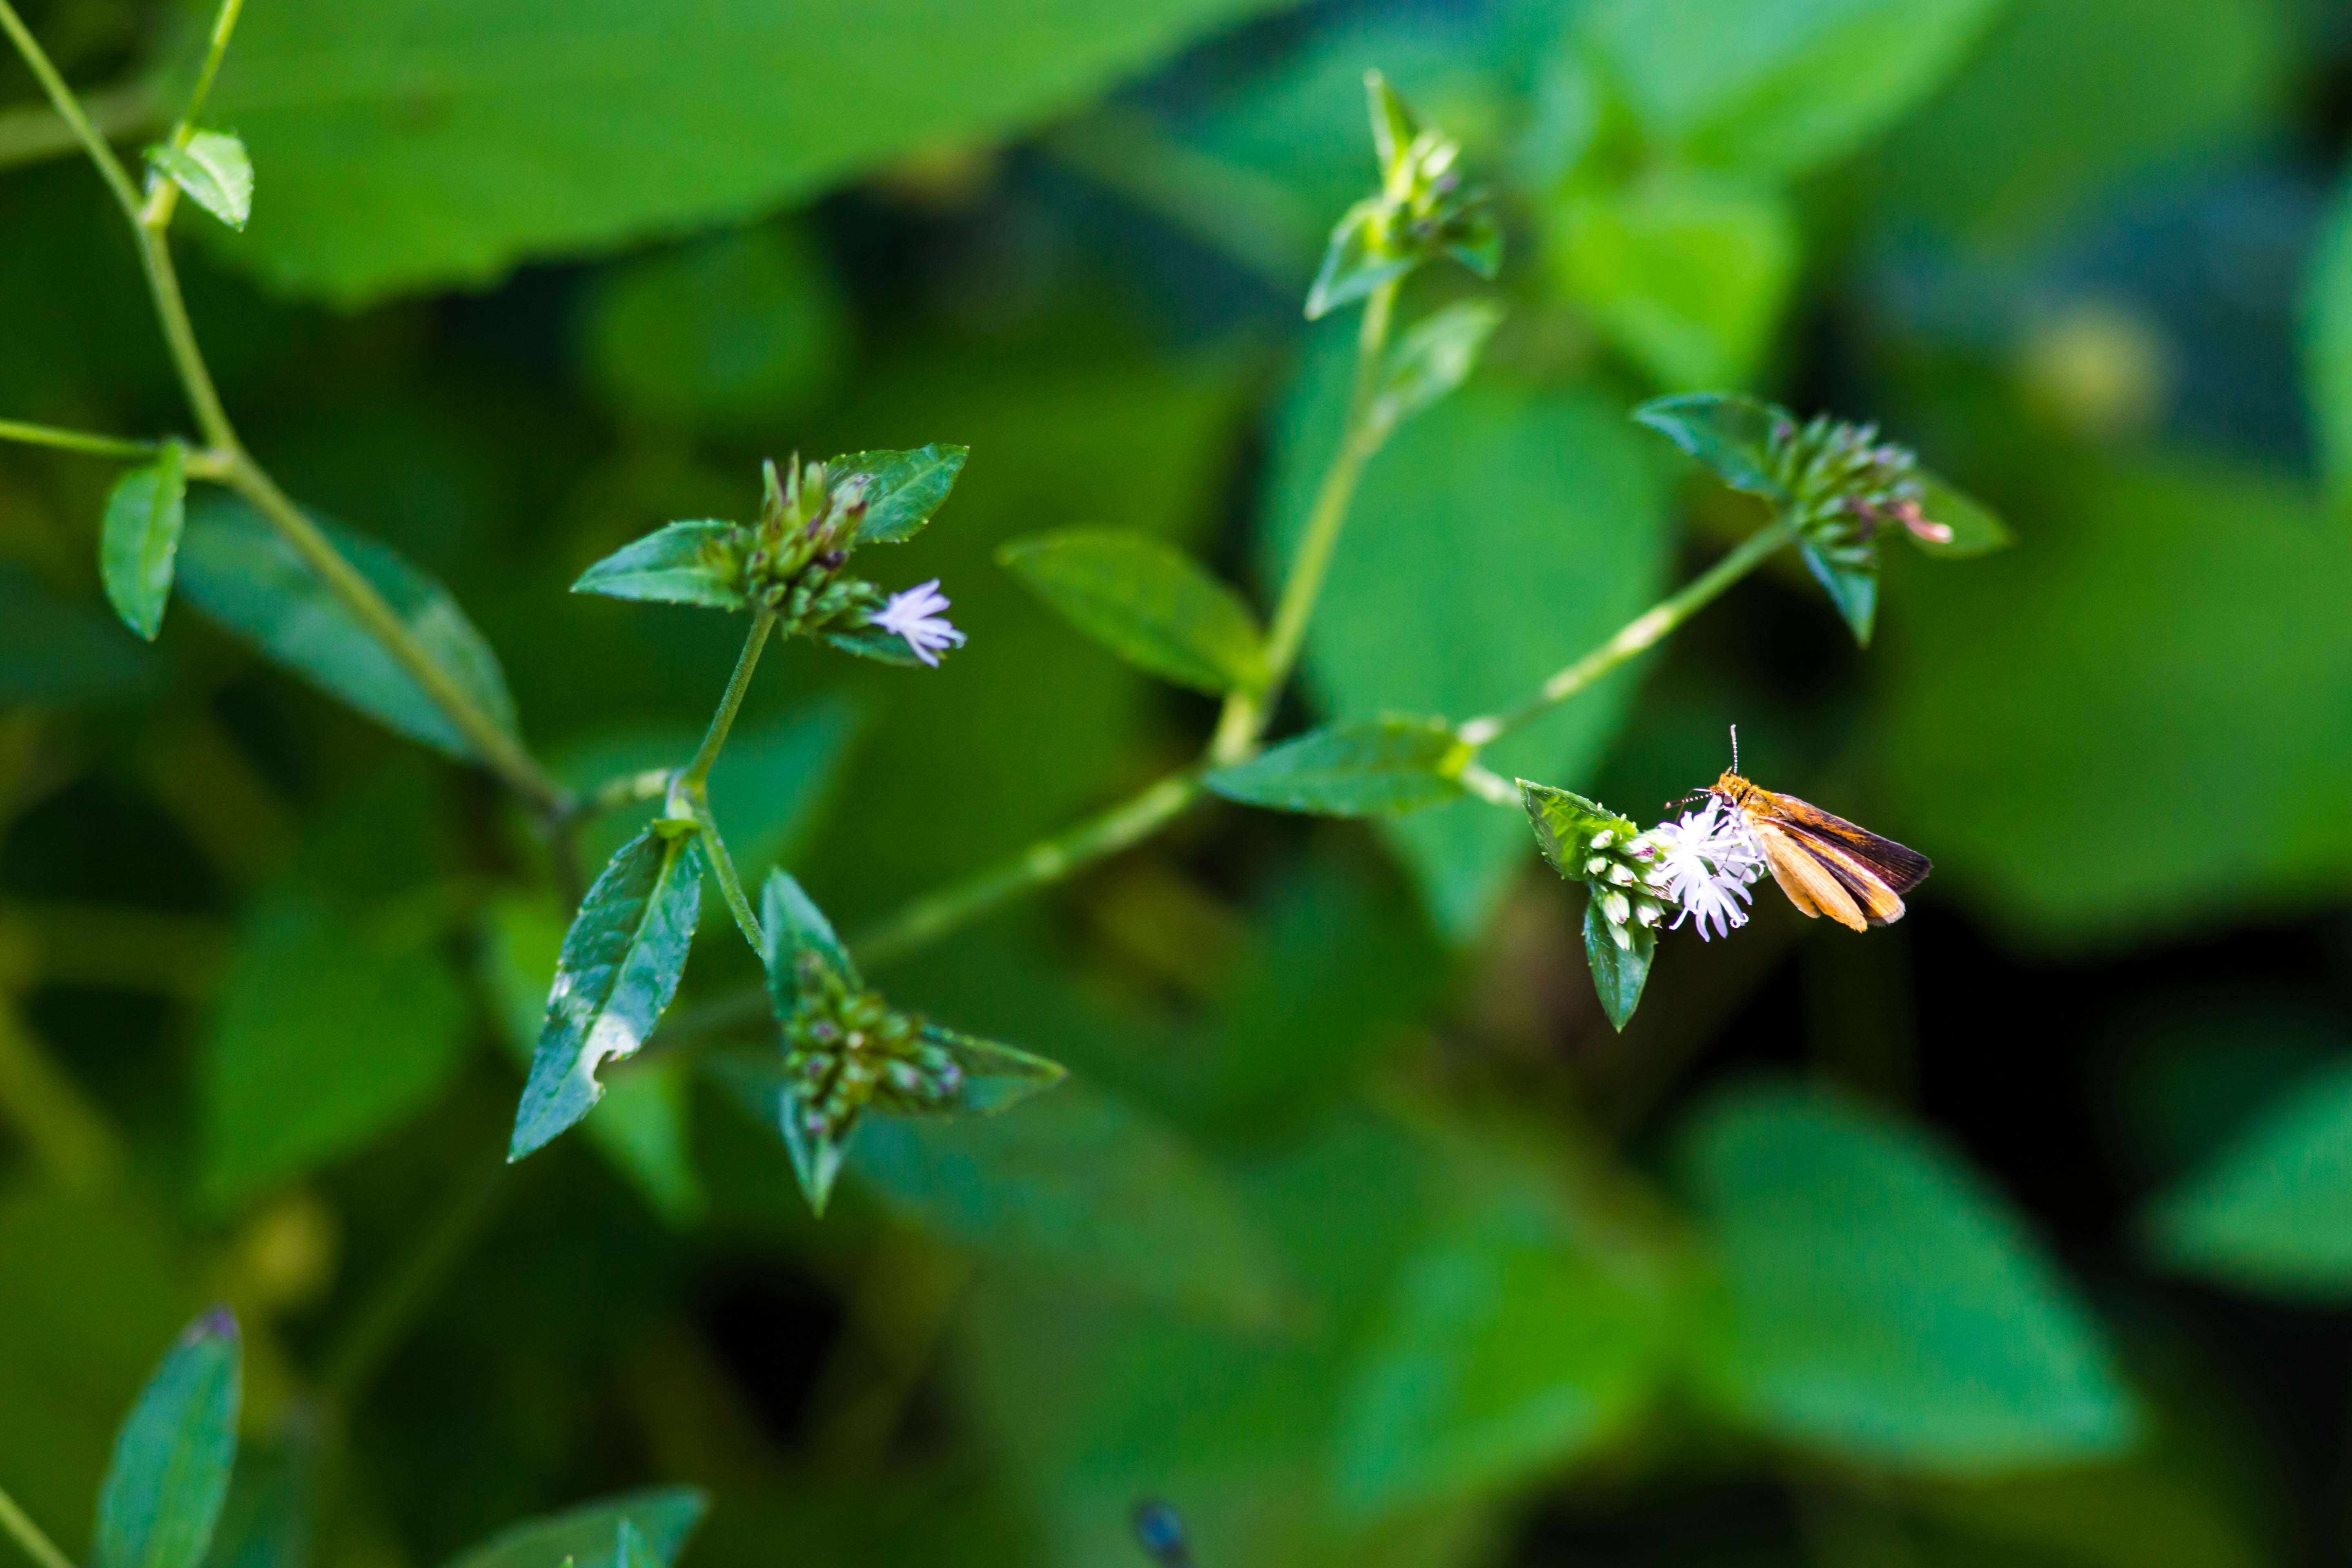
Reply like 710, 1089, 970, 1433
1752, 820, 1867, 932
1752, 789, 1932, 894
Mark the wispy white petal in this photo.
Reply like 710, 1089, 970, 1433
873, 578, 967, 667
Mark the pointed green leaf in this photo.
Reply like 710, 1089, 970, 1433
1306, 199, 1411, 321
1364, 69, 1420, 174
100, 443, 188, 641
910, 1025, 1068, 1115
997, 528, 1266, 694
1582, 896, 1655, 1033
1910, 474, 2014, 558
613, 1523, 650, 1568
571, 521, 750, 609
704, 1050, 852, 1216
96, 1309, 241, 1568
1204, 718, 1466, 817
820, 623, 924, 666
439, 1489, 707, 1568
1368, 301, 1506, 437
758, 868, 857, 1006
174, 496, 519, 760
827, 443, 967, 544
1520, 780, 1637, 882
2142, 1061, 2352, 1298
195, 1411, 315, 1568
510, 826, 706, 1161
1633, 391, 1789, 499
1684, 1083, 2138, 1472
1798, 539, 1879, 646
148, 132, 253, 230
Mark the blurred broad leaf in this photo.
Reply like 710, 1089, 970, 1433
175, 496, 520, 761
2303, 178, 2352, 509
203, 893, 469, 1208
2142, 1060, 2352, 1299
95, 1310, 241, 1568
1546, 170, 1798, 390
204, 0, 1305, 301
510, 826, 707, 1162
1682, 1082, 2137, 1472
1205, 718, 1466, 817
1631, 392, 1786, 498
572, 521, 751, 611
998, 528, 1266, 695
100, 444, 188, 641
1331, 1209, 1681, 1517
195, 1415, 317, 1568
847, 1081, 1289, 1327
581, 225, 846, 432
1877, 459, 2352, 943
1579, 0, 2007, 179
1267, 350, 1672, 939
0, 564, 161, 704
484, 895, 704, 1225
1369, 301, 1506, 434
440, 1489, 708, 1568
148, 134, 254, 231
1868, 0, 2286, 242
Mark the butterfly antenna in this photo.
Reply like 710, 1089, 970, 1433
1729, 723, 1740, 774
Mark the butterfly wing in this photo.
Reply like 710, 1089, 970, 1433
1751, 819, 1869, 931
1746, 788, 1928, 928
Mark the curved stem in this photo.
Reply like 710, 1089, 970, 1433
0, 419, 165, 462
1208, 276, 1398, 764
692, 800, 763, 951
849, 771, 1202, 970
139, 0, 244, 230
677, 612, 774, 792
0, 77, 157, 176
0, 1482, 76, 1568
1456, 517, 1796, 749
0, 0, 140, 220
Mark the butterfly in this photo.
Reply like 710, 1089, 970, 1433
1708, 751, 1931, 932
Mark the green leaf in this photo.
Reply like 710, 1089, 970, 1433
195, 1417, 316, 1568
820, 624, 924, 666
2308, 180, 2352, 510
912, 1025, 1069, 1114
1519, 780, 1635, 880
439, 1489, 707, 1568
2141, 1061, 2352, 1298
1581, 897, 1655, 1033
1876, 458, 2352, 943
1368, 301, 1506, 436
1911, 474, 2014, 558
1581, 0, 2007, 180
997, 528, 1265, 694
148, 133, 254, 229
1364, 69, 1420, 175
614, 1522, 650, 1568
581, 225, 846, 432
829, 443, 969, 546
759, 868, 858, 1001
1631, 391, 1788, 499
1547, 170, 1798, 390
510, 826, 707, 1162
203, 893, 469, 1208
1204, 718, 1466, 817
200, 0, 1307, 302
1306, 199, 1412, 321
1682, 1082, 2138, 1472
1267, 362, 1673, 938
1331, 1212, 1679, 1517
483, 895, 703, 1225
174, 496, 519, 760
1798, 539, 1879, 646
99, 443, 188, 641
571, 521, 750, 610
847, 1081, 1289, 1325
95, 1310, 241, 1568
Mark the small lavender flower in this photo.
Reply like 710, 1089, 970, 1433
1644, 800, 1765, 941
873, 579, 967, 667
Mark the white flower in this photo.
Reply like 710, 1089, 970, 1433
1642, 800, 1764, 942
872, 579, 966, 667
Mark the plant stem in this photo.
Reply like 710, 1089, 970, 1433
663, 613, 775, 951
678, 612, 774, 792
849, 771, 1201, 970
1455, 518, 1796, 749
0, 418, 165, 462
1209, 276, 1399, 764
0, 3, 573, 822
0, 1481, 76, 1568
138, 0, 244, 229
693, 800, 763, 951
0, 77, 156, 175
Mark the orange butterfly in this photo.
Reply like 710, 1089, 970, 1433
1709, 754, 1931, 932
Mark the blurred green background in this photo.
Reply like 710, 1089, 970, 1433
8, 0, 2352, 1565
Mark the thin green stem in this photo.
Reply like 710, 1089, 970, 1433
0, 77, 157, 175
678, 612, 774, 791
849, 771, 1202, 970
0, 418, 163, 462
1209, 276, 1399, 763
1456, 517, 1797, 750
0, 1481, 76, 1568
138, 0, 244, 229
693, 800, 763, 951
0, 0, 140, 220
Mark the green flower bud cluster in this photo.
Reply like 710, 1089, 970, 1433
742, 457, 888, 636
1521, 782, 1668, 951
1763, 413, 1936, 572
780, 950, 963, 1150
1308, 72, 1501, 318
